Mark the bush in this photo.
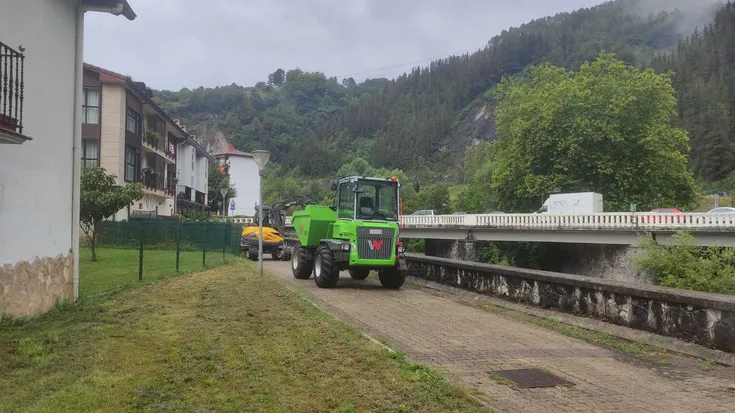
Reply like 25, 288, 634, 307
634, 232, 735, 294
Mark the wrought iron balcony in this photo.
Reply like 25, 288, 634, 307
0, 42, 28, 144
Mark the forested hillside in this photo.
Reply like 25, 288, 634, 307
153, 0, 732, 209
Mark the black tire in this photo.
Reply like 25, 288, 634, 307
291, 242, 313, 279
247, 250, 258, 261
313, 246, 340, 288
379, 265, 406, 289
349, 268, 370, 280
281, 247, 292, 262
274, 248, 285, 261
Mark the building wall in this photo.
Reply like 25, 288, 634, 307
195, 155, 208, 203
99, 83, 126, 184
0, 0, 77, 316
177, 144, 195, 190
228, 156, 260, 216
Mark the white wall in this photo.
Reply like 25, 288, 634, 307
195, 154, 208, 202
0, 0, 78, 264
228, 156, 260, 217
176, 144, 195, 193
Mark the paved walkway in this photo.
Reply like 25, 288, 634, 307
267, 262, 735, 413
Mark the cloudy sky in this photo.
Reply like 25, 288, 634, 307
84, 0, 610, 91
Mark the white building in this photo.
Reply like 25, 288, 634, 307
213, 148, 260, 217
175, 122, 213, 216
0, 0, 136, 317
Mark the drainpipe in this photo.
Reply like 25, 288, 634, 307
72, 1, 125, 301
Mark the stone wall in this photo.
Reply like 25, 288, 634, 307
0, 252, 74, 317
406, 253, 735, 352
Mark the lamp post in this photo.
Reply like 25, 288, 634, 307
251, 150, 271, 277
220, 188, 228, 217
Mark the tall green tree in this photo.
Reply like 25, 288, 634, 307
491, 52, 697, 212
207, 163, 238, 214
80, 167, 144, 261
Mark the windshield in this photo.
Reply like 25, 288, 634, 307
355, 180, 398, 221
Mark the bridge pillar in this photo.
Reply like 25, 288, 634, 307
424, 239, 477, 261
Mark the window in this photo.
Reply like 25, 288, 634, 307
337, 181, 355, 219
125, 145, 138, 181
355, 180, 398, 221
126, 107, 140, 135
81, 140, 98, 168
83, 89, 100, 124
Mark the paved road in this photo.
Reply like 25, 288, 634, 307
267, 261, 735, 413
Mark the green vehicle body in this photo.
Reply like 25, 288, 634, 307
289, 176, 407, 289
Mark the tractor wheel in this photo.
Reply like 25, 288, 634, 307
247, 250, 258, 261
291, 242, 313, 279
378, 265, 406, 289
313, 246, 340, 288
349, 268, 370, 280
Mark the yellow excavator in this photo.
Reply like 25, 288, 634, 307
240, 198, 309, 261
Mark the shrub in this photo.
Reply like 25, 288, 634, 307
635, 232, 735, 294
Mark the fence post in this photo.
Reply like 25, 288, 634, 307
176, 221, 181, 273
222, 224, 227, 262
138, 226, 145, 282
202, 224, 207, 268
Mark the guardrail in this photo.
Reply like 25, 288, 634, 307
227, 213, 735, 231
402, 212, 735, 230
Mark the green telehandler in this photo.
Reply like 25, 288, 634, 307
290, 176, 408, 289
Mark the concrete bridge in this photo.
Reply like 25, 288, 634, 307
229, 212, 735, 247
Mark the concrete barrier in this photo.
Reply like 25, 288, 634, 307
405, 253, 735, 352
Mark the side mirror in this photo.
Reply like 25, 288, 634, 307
330, 180, 338, 191
413, 182, 420, 193
353, 184, 364, 194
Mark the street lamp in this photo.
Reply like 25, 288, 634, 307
251, 150, 271, 277
220, 188, 228, 217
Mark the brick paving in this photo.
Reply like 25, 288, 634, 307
267, 262, 735, 413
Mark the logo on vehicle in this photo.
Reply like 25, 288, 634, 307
368, 239, 384, 251
299, 225, 304, 234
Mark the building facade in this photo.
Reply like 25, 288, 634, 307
82, 64, 211, 220
213, 148, 260, 217
174, 120, 213, 216
0, 0, 135, 317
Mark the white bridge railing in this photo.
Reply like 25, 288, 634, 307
227, 213, 735, 231
401, 212, 735, 230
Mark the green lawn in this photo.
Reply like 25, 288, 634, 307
79, 247, 238, 298
0, 263, 490, 413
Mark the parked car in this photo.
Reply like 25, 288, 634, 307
646, 208, 682, 223
708, 207, 735, 214
708, 207, 735, 224
412, 209, 436, 216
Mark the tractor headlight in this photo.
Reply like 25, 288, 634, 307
341, 243, 351, 251
351, 243, 356, 251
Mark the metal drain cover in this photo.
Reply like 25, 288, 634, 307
489, 368, 575, 388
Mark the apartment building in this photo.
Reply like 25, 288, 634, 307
82, 64, 211, 219
174, 122, 212, 216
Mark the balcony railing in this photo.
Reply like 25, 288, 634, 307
0, 42, 25, 135
143, 124, 176, 160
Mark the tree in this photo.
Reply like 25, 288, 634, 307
267, 68, 285, 86
207, 163, 237, 213
491, 52, 697, 212
80, 167, 143, 261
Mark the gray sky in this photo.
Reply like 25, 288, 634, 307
84, 0, 609, 91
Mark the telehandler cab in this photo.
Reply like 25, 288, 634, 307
290, 176, 407, 289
